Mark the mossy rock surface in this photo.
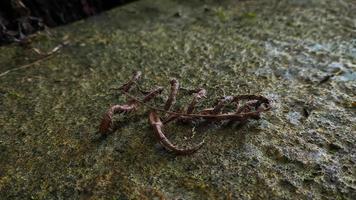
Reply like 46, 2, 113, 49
0, 0, 355, 199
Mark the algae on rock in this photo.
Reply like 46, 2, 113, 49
0, 0, 355, 199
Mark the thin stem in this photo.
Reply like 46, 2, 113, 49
122, 91, 271, 119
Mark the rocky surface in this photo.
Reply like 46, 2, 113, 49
0, 0, 355, 199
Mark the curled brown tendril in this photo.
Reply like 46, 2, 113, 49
164, 78, 179, 111
149, 111, 204, 155
99, 71, 272, 155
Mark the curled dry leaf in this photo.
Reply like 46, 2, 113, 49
99, 71, 272, 155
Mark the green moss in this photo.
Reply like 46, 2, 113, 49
0, 0, 355, 199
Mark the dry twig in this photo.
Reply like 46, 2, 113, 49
0, 40, 69, 77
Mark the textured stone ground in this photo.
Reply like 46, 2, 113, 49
0, 0, 355, 199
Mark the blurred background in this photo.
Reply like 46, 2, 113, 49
0, 0, 136, 44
